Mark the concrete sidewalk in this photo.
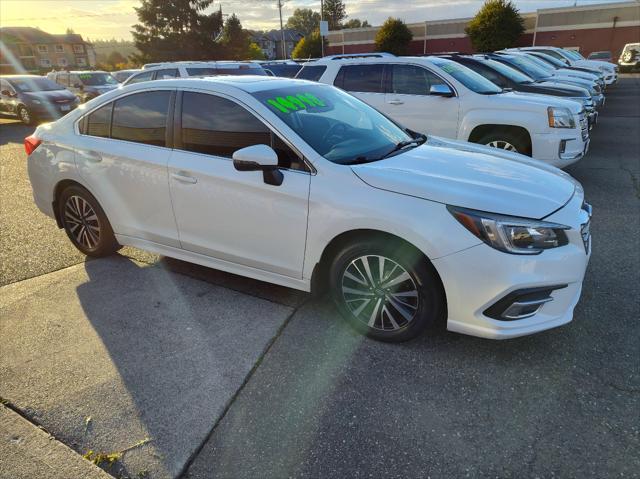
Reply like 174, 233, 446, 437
0, 404, 112, 479
0, 255, 295, 478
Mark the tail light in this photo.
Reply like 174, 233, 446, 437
24, 135, 42, 156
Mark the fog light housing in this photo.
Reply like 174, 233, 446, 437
484, 285, 567, 321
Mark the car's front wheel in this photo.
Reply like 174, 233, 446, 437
478, 131, 530, 156
329, 239, 445, 342
58, 185, 120, 257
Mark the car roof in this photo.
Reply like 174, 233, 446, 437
1, 74, 43, 79
142, 61, 263, 70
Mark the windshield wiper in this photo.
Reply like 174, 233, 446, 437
378, 136, 427, 160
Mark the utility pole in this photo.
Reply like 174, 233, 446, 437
320, 0, 324, 57
278, 0, 286, 59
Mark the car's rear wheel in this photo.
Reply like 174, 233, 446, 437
58, 185, 120, 257
478, 131, 530, 156
17, 106, 34, 125
329, 240, 444, 342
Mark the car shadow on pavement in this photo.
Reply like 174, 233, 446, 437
0, 119, 36, 147
71, 254, 295, 478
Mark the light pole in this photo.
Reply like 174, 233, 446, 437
278, 0, 286, 59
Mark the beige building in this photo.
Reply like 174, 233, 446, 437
0, 27, 96, 74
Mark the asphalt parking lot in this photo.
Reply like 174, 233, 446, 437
1, 76, 639, 478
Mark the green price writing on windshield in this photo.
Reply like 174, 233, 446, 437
79, 74, 93, 79
266, 93, 325, 114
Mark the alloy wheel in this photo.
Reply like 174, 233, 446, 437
19, 107, 31, 124
64, 195, 101, 250
487, 140, 518, 152
341, 255, 419, 331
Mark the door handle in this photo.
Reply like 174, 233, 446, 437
172, 172, 198, 184
387, 99, 403, 105
83, 151, 102, 163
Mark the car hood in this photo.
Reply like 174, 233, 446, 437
575, 59, 615, 71
351, 137, 577, 219
23, 90, 76, 102
531, 81, 590, 97
490, 91, 583, 114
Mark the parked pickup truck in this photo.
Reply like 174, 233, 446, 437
299, 54, 589, 168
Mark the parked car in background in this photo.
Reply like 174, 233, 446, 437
112, 69, 141, 83
46, 70, 119, 103
442, 54, 598, 128
0, 75, 78, 125
588, 51, 612, 62
125, 61, 267, 85
25, 76, 592, 342
515, 47, 618, 85
618, 43, 640, 72
489, 53, 605, 107
303, 54, 589, 167
256, 60, 302, 78
514, 50, 606, 87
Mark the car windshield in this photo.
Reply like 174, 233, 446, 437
529, 52, 565, 68
565, 50, 584, 60
429, 58, 502, 94
498, 55, 551, 81
252, 84, 413, 165
78, 73, 118, 86
480, 58, 534, 83
10, 77, 63, 92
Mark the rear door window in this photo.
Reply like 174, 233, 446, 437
337, 64, 385, 93
186, 67, 218, 76
111, 91, 171, 147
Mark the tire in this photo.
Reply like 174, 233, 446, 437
328, 239, 445, 342
58, 185, 120, 257
17, 105, 34, 125
477, 131, 530, 156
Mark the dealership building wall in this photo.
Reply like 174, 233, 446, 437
325, 1, 640, 60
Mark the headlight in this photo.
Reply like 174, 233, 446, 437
447, 206, 570, 255
547, 106, 575, 128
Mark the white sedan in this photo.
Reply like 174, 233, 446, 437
26, 76, 591, 342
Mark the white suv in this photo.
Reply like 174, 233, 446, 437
300, 54, 589, 167
124, 61, 267, 85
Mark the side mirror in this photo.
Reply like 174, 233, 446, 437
233, 144, 283, 186
429, 84, 454, 97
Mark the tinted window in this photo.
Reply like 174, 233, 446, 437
216, 68, 268, 76
180, 92, 305, 170
127, 70, 154, 84
111, 91, 171, 146
154, 68, 179, 79
85, 103, 112, 138
295, 65, 326, 81
181, 92, 270, 158
339, 65, 384, 93
391, 64, 446, 95
430, 58, 502, 94
186, 67, 218, 76
9, 77, 63, 92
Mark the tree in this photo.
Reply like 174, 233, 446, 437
323, 0, 346, 30
342, 18, 370, 29
374, 17, 413, 55
106, 51, 126, 67
292, 30, 322, 59
465, 0, 524, 52
247, 42, 266, 60
220, 14, 252, 60
66, 28, 75, 35
286, 8, 321, 37
131, 0, 224, 63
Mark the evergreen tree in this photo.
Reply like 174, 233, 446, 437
221, 14, 252, 60
465, 0, 525, 52
292, 30, 322, 59
374, 18, 413, 55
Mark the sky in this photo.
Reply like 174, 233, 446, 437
0, 0, 632, 41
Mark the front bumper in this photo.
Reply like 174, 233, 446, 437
604, 72, 617, 85
531, 121, 589, 168
433, 193, 591, 339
